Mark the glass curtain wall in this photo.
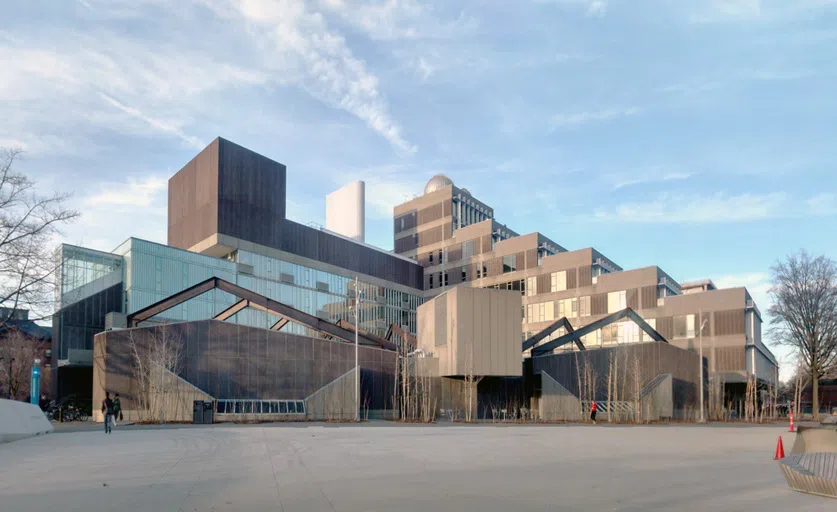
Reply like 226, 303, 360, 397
116, 239, 421, 338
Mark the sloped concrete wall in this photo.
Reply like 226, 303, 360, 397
305, 367, 358, 421
641, 374, 673, 421
540, 372, 581, 421
0, 399, 53, 444
94, 365, 213, 423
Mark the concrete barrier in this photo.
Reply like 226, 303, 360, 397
790, 425, 837, 454
0, 399, 53, 444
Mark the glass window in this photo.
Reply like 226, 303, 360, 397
526, 276, 537, 297
288, 401, 297, 414
297, 401, 305, 414
279, 401, 288, 414
608, 290, 627, 313
551, 271, 567, 292
674, 314, 695, 339
579, 296, 591, 317
502, 255, 516, 273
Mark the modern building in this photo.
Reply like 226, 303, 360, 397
53, 138, 424, 403
55, 139, 777, 420
393, 174, 778, 406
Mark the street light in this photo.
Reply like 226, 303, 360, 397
699, 311, 709, 423
352, 277, 363, 423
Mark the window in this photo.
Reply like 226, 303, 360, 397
443, 272, 449, 287
608, 290, 627, 313
502, 255, 517, 273
288, 401, 297, 414
526, 276, 537, 297
551, 271, 567, 292
429, 274, 434, 289
462, 269, 467, 282
674, 314, 695, 339
438, 249, 443, 264
462, 240, 475, 259
279, 401, 288, 414
429, 252, 434, 264
642, 318, 657, 342
579, 296, 591, 317
557, 298, 578, 319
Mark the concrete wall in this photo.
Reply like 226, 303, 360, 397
539, 372, 581, 421
641, 374, 673, 421
418, 286, 521, 377
305, 367, 358, 421
0, 399, 53, 444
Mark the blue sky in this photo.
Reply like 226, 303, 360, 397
3, 0, 836, 376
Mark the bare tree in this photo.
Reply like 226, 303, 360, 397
464, 339, 482, 423
0, 148, 79, 326
128, 326, 185, 423
0, 328, 46, 400
768, 251, 837, 418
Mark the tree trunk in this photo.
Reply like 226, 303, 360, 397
812, 371, 819, 419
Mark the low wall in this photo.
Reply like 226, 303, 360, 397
540, 372, 581, 421
0, 399, 53, 444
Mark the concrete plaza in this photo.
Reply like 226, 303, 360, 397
0, 423, 831, 511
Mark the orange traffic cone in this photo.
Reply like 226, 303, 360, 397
774, 436, 785, 460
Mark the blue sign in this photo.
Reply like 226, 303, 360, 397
30, 366, 40, 405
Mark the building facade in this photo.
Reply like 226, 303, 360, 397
393, 175, 778, 393
52, 138, 424, 401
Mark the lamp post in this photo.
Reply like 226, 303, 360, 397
699, 311, 708, 423
353, 276, 361, 422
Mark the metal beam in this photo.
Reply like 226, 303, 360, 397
215, 279, 394, 351
125, 276, 396, 351
532, 307, 667, 355
335, 319, 397, 350
521, 317, 583, 352
214, 299, 249, 322
385, 323, 417, 350
270, 318, 289, 331
128, 277, 219, 327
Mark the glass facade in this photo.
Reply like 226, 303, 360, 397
55, 238, 422, 362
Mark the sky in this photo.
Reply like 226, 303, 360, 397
3, 0, 836, 379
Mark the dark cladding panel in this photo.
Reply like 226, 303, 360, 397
281, 220, 423, 290
217, 138, 287, 248
168, 139, 220, 250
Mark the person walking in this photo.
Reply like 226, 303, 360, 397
590, 400, 597, 424
113, 394, 123, 426
102, 392, 114, 434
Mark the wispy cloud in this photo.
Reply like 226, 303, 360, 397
99, 93, 205, 149
609, 169, 692, 190
203, 0, 416, 153
689, 0, 837, 24
551, 107, 641, 130
591, 191, 837, 223
534, 0, 608, 17
88, 175, 168, 208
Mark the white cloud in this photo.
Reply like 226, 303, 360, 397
593, 191, 837, 224
88, 176, 168, 208
416, 57, 434, 82
551, 107, 641, 129
99, 93, 206, 150
690, 0, 837, 23
535, 0, 608, 17
587, 0, 607, 17
806, 193, 837, 216
201, 0, 416, 154
610, 169, 692, 190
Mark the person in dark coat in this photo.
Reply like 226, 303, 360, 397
101, 392, 114, 434
113, 394, 123, 426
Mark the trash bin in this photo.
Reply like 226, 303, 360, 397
203, 401, 214, 424
193, 400, 204, 424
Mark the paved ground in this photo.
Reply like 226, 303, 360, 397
0, 423, 832, 511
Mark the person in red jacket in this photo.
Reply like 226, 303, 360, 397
591, 400, 597, 424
